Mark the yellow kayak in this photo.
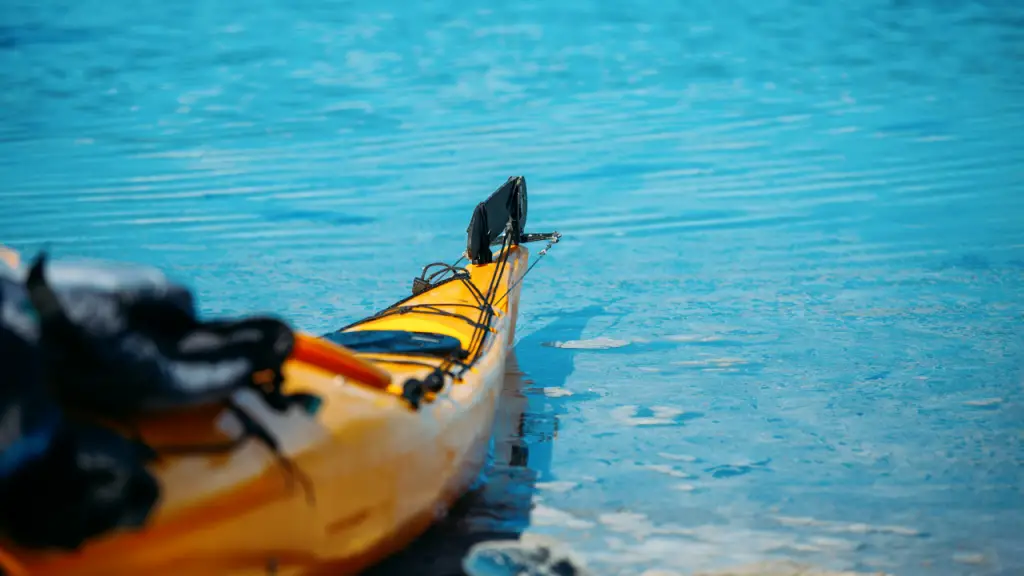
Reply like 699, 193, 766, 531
0, 176, 561, 575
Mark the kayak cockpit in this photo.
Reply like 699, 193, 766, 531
324, 330, 464, 356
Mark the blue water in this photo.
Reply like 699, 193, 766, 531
2, 1, 1023, 574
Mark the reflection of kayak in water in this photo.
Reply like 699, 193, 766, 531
0, 177, 561, 575
361, 350, 539, 575
366, 308, 605, 575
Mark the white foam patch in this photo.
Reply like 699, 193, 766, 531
549, 336, 631, 349
673, 357, 748, 368
541, 387, 574, 398
597, 512, 694, 538
772, 515, 922, 537
693, 560, 890, 575
532, 504, 594, 529
784, 536, 862, 554
952, 552, 987, 565
658, 452, 698, 462
519, 510, 890, 575
535, 481, 580, 493
590, 524, 794, 571
962, 397, 1003, 408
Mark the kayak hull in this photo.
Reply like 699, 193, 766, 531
4, 246, 530, 576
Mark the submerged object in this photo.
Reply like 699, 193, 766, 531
0, 176, 561, 575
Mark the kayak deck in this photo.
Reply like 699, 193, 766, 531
5, 246, 530, 576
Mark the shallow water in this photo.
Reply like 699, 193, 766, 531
2, 0, 1023, 574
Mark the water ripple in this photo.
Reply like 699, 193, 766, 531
2, 0, 1023, 575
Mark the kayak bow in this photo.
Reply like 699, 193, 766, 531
1, 176, 560, 575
